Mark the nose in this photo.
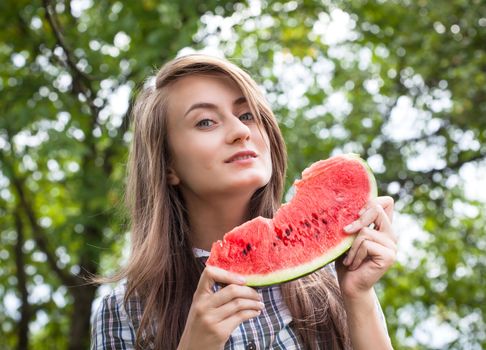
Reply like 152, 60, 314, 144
226, 116, 251, 144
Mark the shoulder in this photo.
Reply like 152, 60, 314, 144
91, 283, 139, 350
92, 283, 130, 323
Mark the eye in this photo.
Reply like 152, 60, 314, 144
195, 119, 215, 128
239, 112, 254, 122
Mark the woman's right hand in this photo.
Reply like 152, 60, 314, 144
177, 266, 264, 350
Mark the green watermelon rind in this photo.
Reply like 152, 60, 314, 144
244, 235, 355, 286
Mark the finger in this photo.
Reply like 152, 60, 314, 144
343, 227, 396, 266
375, 196, 394, 222
357, 197, 394, 227
358, 201, 392, 231
211, 284, 261, 308
196, 266, 246, 296
214, 298, 265, 321
365, 200, 396, 242
348, 239, 396, 271
344, 201, 392, 234
348, 239, 371, 271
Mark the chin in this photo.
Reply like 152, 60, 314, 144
221, 169, 272, 193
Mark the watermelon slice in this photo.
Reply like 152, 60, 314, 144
207, 153, 377, 286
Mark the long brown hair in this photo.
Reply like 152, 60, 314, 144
112, 54, 350, 349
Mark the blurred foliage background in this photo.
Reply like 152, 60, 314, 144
1, 0, 485, 349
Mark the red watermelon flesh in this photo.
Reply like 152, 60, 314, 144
207, 153, 377, 286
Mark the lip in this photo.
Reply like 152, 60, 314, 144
225, 150, 258, 163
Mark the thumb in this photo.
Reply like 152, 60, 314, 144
197, 266, 247, 295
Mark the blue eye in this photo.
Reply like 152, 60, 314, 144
196, 119, 215, 128
239, 112, 254, 122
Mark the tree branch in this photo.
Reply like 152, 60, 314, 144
14, 209, 31, 350
0, 151, 76, 286
42, 0, 101, 122
42, 0, 93, 85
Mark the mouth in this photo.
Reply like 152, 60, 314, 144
225, 150, 258, 163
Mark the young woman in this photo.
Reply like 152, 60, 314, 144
91, 54, 397, 350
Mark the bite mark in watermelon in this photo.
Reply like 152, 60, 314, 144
207, 153, 377, 286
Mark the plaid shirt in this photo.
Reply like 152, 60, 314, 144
91, 250, 388, 349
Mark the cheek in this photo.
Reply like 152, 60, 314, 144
171, 136, 217, 173
260, 130, 272, 157
255, 130, 273, 171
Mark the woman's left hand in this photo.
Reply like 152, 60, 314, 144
336, 196, 397, 299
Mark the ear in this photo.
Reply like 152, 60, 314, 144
167, 167, 180, 185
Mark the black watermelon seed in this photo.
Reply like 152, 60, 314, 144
246, 243, 252, 251
321, 218, 328, 224
304, 221, 311, 228
242, 249, 247, 256
285, 228, 291, 236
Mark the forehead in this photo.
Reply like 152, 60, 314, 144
166, 74, 243, 113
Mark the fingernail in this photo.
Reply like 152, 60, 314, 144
236, 275, 246, 284
344, 223, 354, 232
258, 302, 265, 309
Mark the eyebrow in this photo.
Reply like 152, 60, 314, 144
184, 96, 247, 117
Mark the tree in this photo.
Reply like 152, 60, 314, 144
1, 0, 485, 349
193, 0, 485, 348
0, 1, 239, 348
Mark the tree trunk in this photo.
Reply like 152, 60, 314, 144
68, 229, 100, 350
68, 283, 98, 350
15, 210, 31, 350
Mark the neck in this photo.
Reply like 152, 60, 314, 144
185, 192, 253, 251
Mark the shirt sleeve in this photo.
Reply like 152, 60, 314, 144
91, 288, 136, 350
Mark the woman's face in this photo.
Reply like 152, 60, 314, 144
165, 74, 273, 200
